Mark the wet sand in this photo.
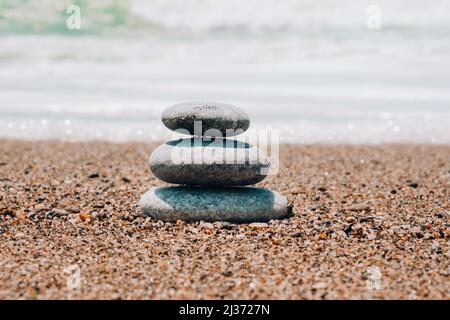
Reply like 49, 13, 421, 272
0, 140, 449, 299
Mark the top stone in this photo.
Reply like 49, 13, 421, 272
161, 102, 250, 137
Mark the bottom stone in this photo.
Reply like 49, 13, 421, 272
140, 187, 289, 223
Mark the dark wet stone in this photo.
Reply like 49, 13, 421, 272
140, 187, 288, 222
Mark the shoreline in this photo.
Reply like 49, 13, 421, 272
1, 137, 450, 146
0, 139, 449, 299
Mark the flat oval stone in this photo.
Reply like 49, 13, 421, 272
140, 187, 289, 222
149, 138, 270, 186
162, 102, 250, 137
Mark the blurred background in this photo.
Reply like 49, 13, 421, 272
0, 0, 449, 143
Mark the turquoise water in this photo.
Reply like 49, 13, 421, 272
1, 0, 449, 143
0, 0, 132, 35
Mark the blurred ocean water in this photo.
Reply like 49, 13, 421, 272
0, 0, 449, 143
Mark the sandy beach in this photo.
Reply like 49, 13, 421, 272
0, 139, 448, 299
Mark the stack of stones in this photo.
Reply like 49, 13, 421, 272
140, 102, 288, 223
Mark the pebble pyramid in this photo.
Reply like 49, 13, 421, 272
140, 102, 289, 223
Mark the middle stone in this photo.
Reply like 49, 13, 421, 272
149, 138, 270, 186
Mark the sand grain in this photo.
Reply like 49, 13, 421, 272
0, 140, 448, 299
